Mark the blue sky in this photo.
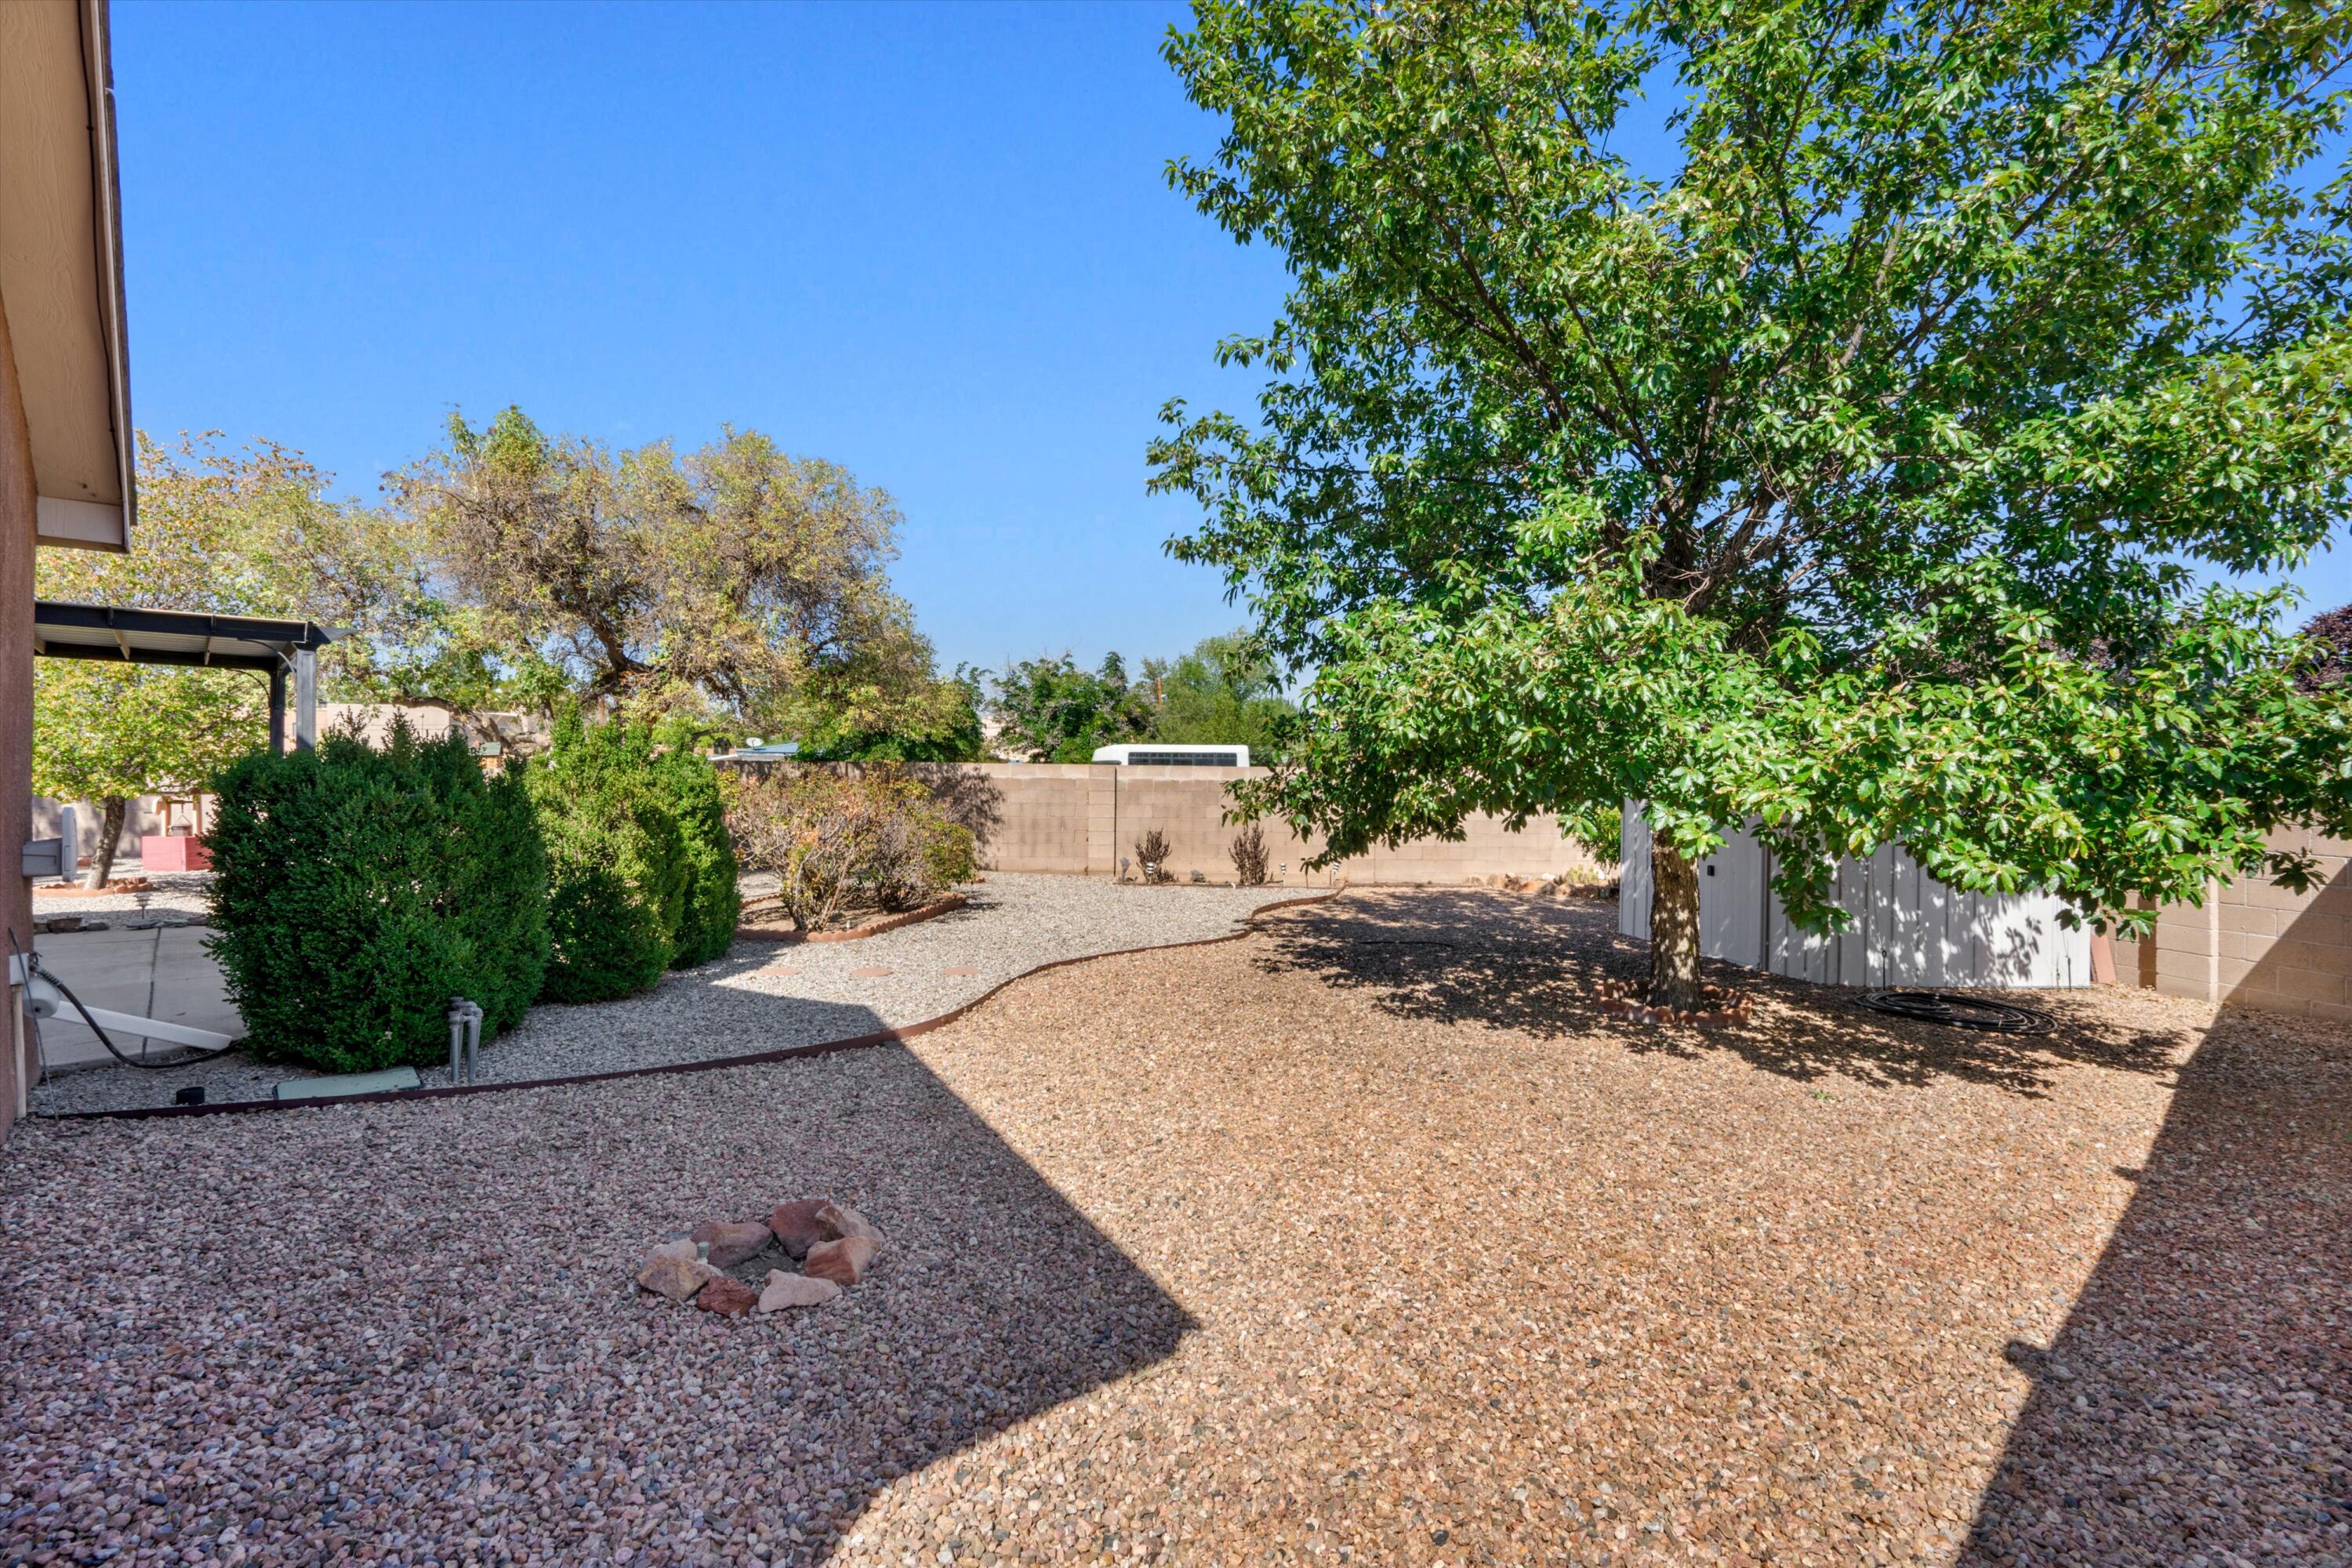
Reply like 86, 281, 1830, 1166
111, 2, 2348, 681
111, 0, 1290, 675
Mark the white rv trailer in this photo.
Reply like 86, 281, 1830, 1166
1091, 743, 1252, 768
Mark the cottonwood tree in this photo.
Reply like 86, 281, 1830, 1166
396, 409, 957, 743
44, 434, 487, 704
1153, 0, 2352, 1007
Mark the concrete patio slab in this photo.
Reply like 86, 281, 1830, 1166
27, 926, 242, 1074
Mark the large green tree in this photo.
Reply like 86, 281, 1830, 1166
1143, 631, 1297, 759
988, 652, 1156, 761
393, 408, 964, 749
1154, 0, 2352, 1007
43, 434, 496, 711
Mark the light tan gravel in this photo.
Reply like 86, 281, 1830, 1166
2, 888, 2344, 1567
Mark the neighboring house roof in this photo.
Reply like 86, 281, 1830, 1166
0, 0, 134, 553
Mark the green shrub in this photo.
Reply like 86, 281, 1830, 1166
727, 765, 975, 930
924, 818, 978, 890
525, 708, 739, 1002
205, 721, 549, 1073
656, 740, 741, 968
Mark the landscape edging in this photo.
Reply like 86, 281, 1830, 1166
43, 889, 1341, 1122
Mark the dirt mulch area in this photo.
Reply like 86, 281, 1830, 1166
1, 889, 2343, 1567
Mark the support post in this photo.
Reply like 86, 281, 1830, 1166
267, 665, 286, 756
292, 646, 318, 752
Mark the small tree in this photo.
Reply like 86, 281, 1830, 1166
525, 709, 690, 1002
31, 662, 261, 887
1156, 0, 2352, 1008
988, 653, 1154, 761
653, 725, 744, 968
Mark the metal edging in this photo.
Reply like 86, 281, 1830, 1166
39, 891, 1345, 1122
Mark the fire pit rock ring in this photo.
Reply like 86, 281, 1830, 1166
633, 1199, 885, 1317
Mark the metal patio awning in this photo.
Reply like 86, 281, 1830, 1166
32, 600, 343, 753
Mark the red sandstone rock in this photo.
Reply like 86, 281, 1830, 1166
815, 1201, 884, 1245
768, 1200, 830, 1259
757, 1271, 843, 1312
635, 1246, 713, 1301
694, 1276, 758, 1316
803, 1235, 878, 1287
691, 1219, 774, 1269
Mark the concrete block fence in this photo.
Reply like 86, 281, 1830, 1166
2110, 824, 2352, 1024
775, 762, 1605, 889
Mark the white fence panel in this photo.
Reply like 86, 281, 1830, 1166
1700, 830, 1768, 970
1617, 807, 1653, 942
1621, 803, 2088, 989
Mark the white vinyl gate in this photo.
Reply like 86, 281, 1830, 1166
1618, 806, 2089, 989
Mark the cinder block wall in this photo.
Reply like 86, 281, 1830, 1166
2110, 826, 2352, 1022
783, 762, 1605, 887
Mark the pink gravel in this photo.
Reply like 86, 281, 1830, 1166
0, 888, 2343, 1567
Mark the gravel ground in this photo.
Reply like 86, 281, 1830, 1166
2, 889, 2344, 1568
27, 874, 1286, 1115
26, 871, 215, 922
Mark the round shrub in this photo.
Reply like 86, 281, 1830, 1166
656, 740, 741, 969
525, 707, 739, 1002
205, 720, 549, 1073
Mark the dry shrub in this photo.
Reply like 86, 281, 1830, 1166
727, 767, 976, 930
1229, 820, 1270, 886
1133, 827, 1174, 884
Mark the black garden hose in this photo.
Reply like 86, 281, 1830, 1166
8, 931, 238, 1072
1857, 989, 2058, 1036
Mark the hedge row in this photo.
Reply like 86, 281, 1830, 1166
529, 710, 740, 1002
206, 713, 739, 1073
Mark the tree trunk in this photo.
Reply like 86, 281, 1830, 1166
83, 797, 129, 891
1650, 837, 1704, 1011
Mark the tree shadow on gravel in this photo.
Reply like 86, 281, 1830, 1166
0, 993, 1192, 1568
1258, 889, 2182, 1096
1957, 1009, 2352, 1564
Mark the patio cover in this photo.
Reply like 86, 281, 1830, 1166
31, 600, 341, 753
